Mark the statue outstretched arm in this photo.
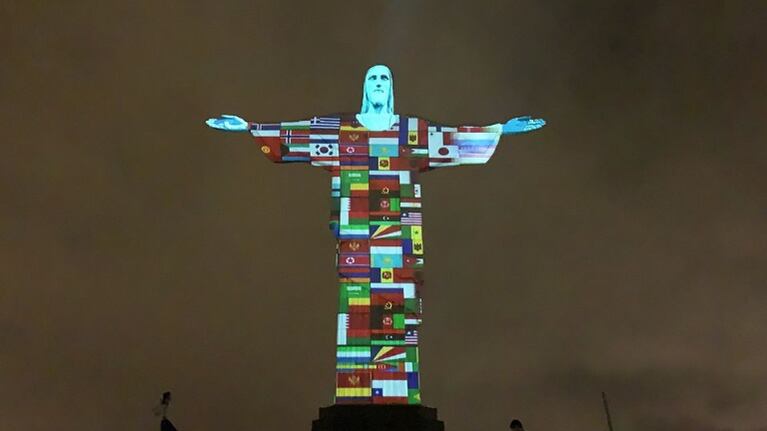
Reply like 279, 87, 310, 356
206, 113, 343, 166
501, 116, 546, 135
425, 115, 544, 169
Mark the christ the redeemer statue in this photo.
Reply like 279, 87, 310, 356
207, 65, 545, 405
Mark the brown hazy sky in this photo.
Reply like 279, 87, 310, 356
2, 1, 766, 430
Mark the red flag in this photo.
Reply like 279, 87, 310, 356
337, 371, 372, 388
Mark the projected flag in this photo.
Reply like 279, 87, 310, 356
246, 113, 502, 405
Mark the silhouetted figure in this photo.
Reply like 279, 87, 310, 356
160, 417, 177, 431
152, 391, 178, 431
510, 419, 525, 431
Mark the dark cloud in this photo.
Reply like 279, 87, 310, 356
636, 416, 767, 431
1, 1, 766, 430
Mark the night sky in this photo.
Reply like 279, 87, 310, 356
2, 1, 766, 430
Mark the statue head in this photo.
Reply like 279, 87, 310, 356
360, 64, 394, 114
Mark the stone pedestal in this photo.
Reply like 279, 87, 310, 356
311, 405, 444, 431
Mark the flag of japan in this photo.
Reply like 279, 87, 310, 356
427, 132, 459, 159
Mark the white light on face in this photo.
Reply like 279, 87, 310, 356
365, 66, 391, 106
360, 64, 395, 115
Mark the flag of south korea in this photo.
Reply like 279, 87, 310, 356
311, 143, 338, 157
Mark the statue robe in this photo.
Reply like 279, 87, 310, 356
250, 113, 501, 405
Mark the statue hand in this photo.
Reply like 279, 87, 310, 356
502, 116, 546, 135
205, 114, 249, 132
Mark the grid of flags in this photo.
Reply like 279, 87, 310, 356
250, 114, 501, 404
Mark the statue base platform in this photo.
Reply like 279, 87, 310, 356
311, 405, 444, 431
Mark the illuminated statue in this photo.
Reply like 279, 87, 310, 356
207, 65, 545, 405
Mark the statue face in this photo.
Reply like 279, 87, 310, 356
364, 65, 392, 107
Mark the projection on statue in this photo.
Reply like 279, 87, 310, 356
206, 65, 546, 405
